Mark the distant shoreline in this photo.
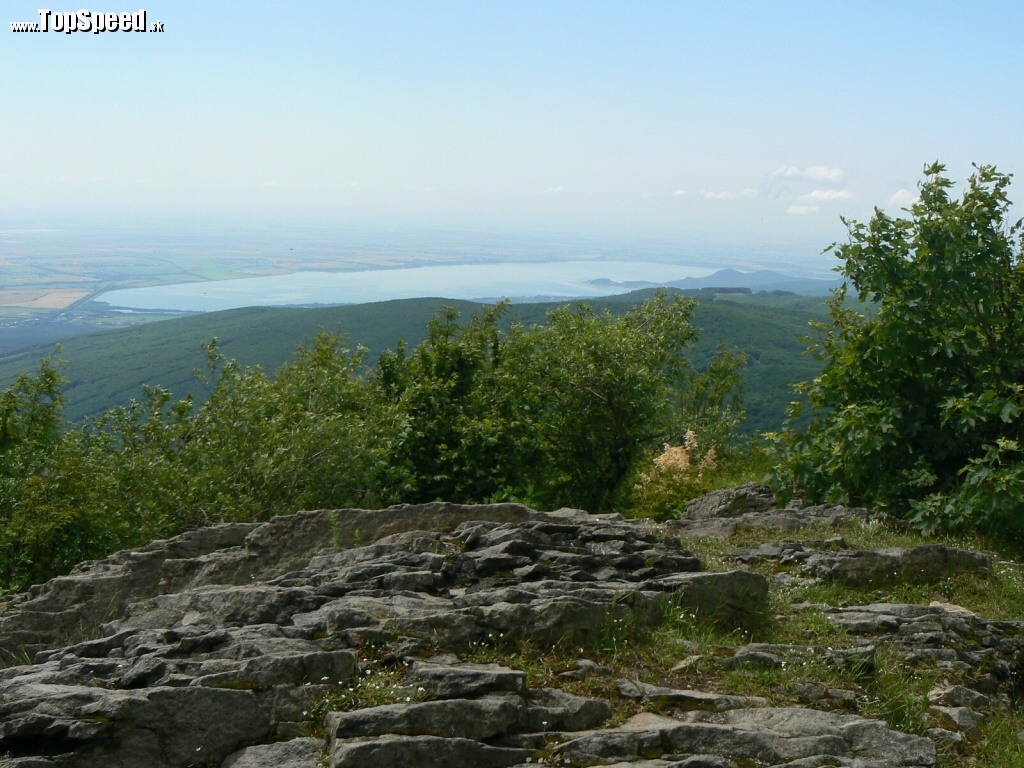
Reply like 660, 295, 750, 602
93, 260, 719, 313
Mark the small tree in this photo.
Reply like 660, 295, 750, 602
778, 163, 1024, 536
500, 292, 743, 512
370, 302, 532, 504
371, 292, 746, 513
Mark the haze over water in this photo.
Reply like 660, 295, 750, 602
96, 260, 714, 312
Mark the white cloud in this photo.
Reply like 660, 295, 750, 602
260, 181, 282, 188
887, 188, 918, 206
800, 188, 853, 202
771, 165, 844, 183
787, 204, 820, 215
672, 189, 687, 196
545, 185, 564, 193
701, 188, 758, 201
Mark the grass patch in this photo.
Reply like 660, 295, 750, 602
308, 654, 428, 730
959, 709, 1024, 766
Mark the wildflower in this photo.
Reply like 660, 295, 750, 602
654, 442, 691, 471
699, 446, 717, 470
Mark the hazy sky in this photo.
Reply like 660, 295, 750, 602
2, 1, 1022, 254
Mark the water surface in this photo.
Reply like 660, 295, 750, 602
96, 260, 714, 312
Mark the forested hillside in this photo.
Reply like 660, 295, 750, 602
0, 290, 825, 434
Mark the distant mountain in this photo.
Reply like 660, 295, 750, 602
668, 268, 840, 295
588, 268, 840, 296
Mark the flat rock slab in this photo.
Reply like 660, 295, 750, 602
617, 679, 768, 711
0, 503, 750, 767
0, 683, 273, 768
330, 734, 530, 768
802, 545, 990, 587
223, 737, 323, 768
553, 709, 936, 767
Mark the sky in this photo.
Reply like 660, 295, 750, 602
2, 1, 1022, 263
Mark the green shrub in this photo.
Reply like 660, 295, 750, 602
774, 164, 1024, 539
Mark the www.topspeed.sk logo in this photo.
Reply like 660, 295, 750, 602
10, 9, 165, 33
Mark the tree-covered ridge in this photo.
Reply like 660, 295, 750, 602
0, 293, 746, 593
0, 290, 827, 433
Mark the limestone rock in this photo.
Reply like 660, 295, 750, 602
551, 709, 936, 767
0, 493, 987, 768
802, 545, 990, 587
616, 679, 768, 711
222, 737, 323, 768
327, 695, 521, 741
670, 485, 869, 539
329, 734, 529, 768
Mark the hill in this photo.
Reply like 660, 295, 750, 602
0, 290, 824, 434
667, 267, 840, 295
586, 268, 841, 296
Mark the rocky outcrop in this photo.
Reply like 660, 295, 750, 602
0, 493, 1012, 767
0, 502, 770, 767
728, 541, 991, 588
671, 483, 870, 538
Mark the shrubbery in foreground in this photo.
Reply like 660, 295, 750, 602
774, 164, 1024, 538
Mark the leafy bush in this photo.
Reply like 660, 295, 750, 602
372, 292, 745, 512
497, 294, 742, 512
775, 163, 1024, 537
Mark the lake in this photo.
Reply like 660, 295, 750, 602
95, 260, 714, 312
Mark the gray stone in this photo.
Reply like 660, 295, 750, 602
405, 660, 528, 699
0, 684, 273, 768
669, 486, 869, 539
190, 649, 357, 689
616, 680, 767, 711
326, 695, 520, 741
553, 709, 936, 767
728, 538, 847, 564
926, 684, 992, 709
520, 687, 611, 731
681, 484, 777, 520
929, 705, 984, 736
558, 657, 614, 679
329, 734, 529, 768
642, 570, 770, 627
803, 545, 990, 587
3, 496, 988, 768
222, 737, 324, 768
